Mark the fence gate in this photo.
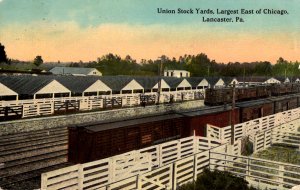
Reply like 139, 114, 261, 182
112, 151, 152, 182
54, 100, 79, 114
103, 97, 122, 108
137, 164, 173, 190
0, 105, 23, 121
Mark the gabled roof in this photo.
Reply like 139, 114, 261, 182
55, 76, 100, 93
134, 77, 160, 90
222, 77, 238, 85
0, 75, 56, 95
162, 77, 185, 88
50, 67, 99, 75
236, 76, 270, 83
99, 76, 136, 91
186, 77, 206, 87
121, 79, 144, 91
206, 77, 224, 86
274, 76, 289, 83
0, 82, 18, 96
164, 69, 189, 72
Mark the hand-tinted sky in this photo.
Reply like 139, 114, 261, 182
0, 0, 299, 63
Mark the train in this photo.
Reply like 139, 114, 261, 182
68, 92, 300, 163
204, 83, 300, 106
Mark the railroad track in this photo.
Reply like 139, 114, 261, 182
0, 127, 70, 190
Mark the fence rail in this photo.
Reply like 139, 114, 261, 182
41, 135, 223, 190
41, 108, 300, 190
0, 90, 204, 119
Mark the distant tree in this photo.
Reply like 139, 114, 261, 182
125, 55, 133, 62
0, 43, 8, 63
273, 57, 288, 76
33, 55, 43, 67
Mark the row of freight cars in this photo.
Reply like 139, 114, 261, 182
68, 93, 300, 164
204, 83, 300, 106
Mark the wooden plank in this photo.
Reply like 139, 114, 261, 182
47, 178, 78, 190
47, 172, 78, 186
45, 164, 79, 178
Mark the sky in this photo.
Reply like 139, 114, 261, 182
0, 0, 299, 63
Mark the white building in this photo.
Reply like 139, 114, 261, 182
164, 70, 190, 78
50, 67, 102, 76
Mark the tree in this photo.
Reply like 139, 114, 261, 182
178, 168, 257, 190
33, 55, 43, 67
0, 43, 8, 63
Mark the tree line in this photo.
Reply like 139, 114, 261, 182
84, 53, 300, 77
1, 42, 299, 77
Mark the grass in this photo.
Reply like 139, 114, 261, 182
252, 145, 300, 165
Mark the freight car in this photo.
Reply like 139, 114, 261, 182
68, 93, 300, 164
204, 83, 300, 106
68, 114, 189, 163
204, 86, 271, 105
68, 105, 240, 164
236, 93, 300, 122
181, 106, 240, 137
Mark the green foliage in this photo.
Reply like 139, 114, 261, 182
178, 168, 258, 190
0, 43, 8, 64
253, 145, 300, 164
3, 52, 300, 77
33, 55, 43, 67
90, 54, 300, 77
242, 137, 254, 156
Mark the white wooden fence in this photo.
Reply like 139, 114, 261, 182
92, 141, 300, 190
210, 151, 300, 190
41, 108, 300, 190
206, 107, 300, 143
41, 150, 152, 190
0, 89, 204, 118
41, 135, 222, 190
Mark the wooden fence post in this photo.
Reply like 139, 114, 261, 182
137, 175, 142, 189
108, 157, 116, 183
78, 164, 84, 190
278, 165, 284, 188
41, 173, 48, 190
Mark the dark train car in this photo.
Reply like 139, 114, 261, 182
236, 99, 274, 122
204, 88, 233, 105
68, 113, 189, 163
236, 87, 257, 101
235, 93, 300, 122
204, 84, 300, 107
271, 83, 293, 96
182, 106, 240, 136
273, 95, 299, 113
256, 85, 272, 98
292, 83, 300, 94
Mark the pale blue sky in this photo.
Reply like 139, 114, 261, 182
0, 0, 299, 30
0, 0, 299, 62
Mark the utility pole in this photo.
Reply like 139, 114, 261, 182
231, 82, 236, 145
243, 67, 245, 87
157, 57, 163, 104
207, 66, 210, 77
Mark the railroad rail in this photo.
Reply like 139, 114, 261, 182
0, 127, 70, 189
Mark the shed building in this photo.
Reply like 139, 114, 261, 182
0, 82, 18, 100
0, 75, 71, 99
186, 77, 209, 90
50, 67, 102, 76
164, 70, 190, 78
206, 77, 225, 88
55, 76, 111, 96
